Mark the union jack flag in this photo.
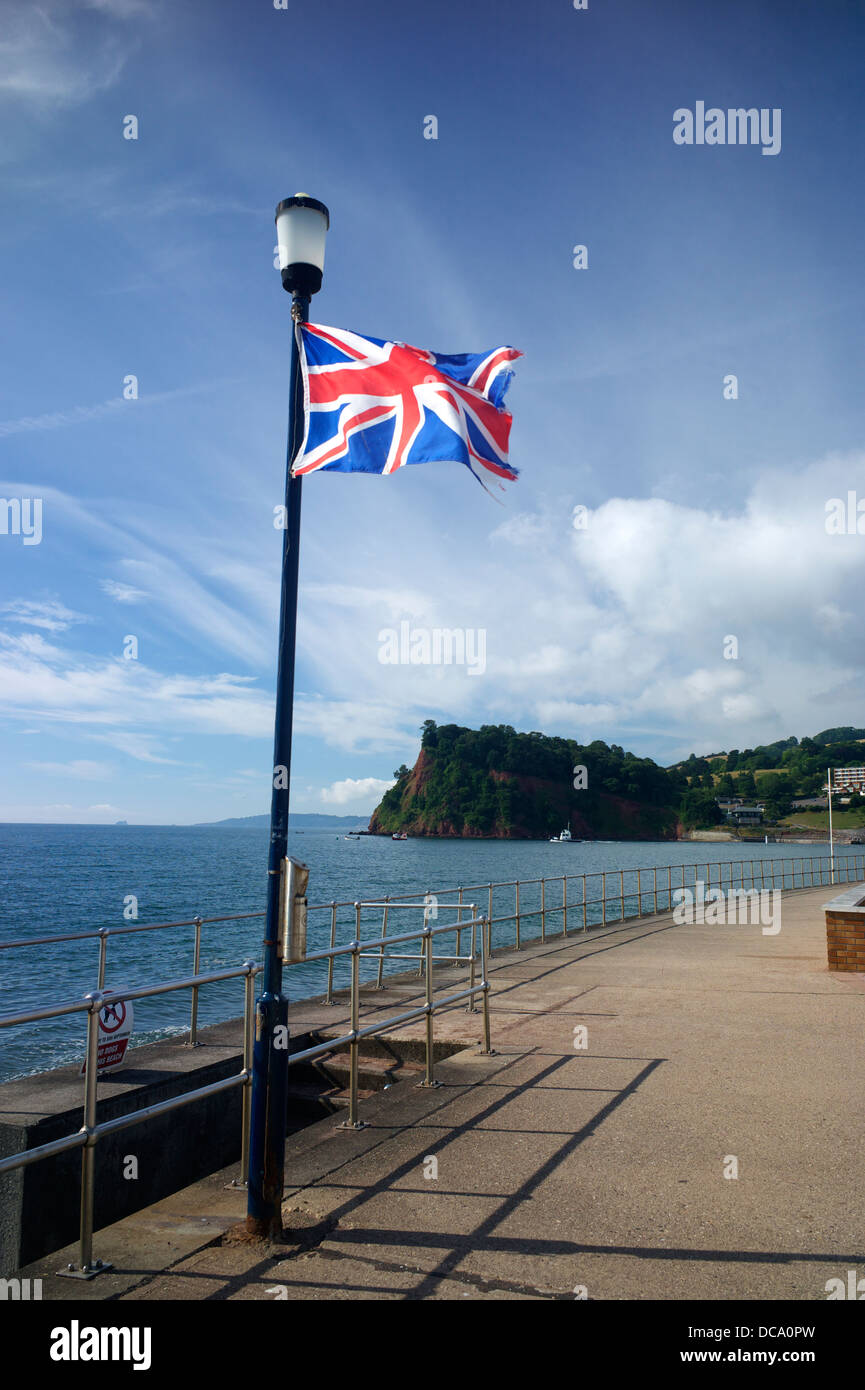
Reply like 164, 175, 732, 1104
291, 323, 521, 493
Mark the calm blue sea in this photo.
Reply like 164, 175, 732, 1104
0, 824, 848, 1081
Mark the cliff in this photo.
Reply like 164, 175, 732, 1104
369, 721, 680, 840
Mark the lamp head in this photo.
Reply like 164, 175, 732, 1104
275, 194, 330, 297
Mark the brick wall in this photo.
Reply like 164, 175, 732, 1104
826, 909, 865, 972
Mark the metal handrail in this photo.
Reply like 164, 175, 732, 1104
0, 961, 260, 1279
5, 850, 863, 1019
3, 844, 860, 1279
0, 907, 492, 1280
281, 908, 491, 1131
6, 850, 859, 956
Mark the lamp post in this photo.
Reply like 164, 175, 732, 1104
246, 194, 329, 1238
827, 765, 835, 886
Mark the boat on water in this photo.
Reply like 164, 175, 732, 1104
550, 823, 574, 843
391, 831, 408, 840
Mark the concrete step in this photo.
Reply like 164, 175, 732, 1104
314, 1051, 423, 1093
309, 1028, 469, 1067
284, 1078, 342, 1122
327, 1088, 377, 1108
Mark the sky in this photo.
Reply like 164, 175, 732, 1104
1, 0, 864, 824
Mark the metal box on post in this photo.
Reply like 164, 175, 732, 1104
279, 856, 309, 963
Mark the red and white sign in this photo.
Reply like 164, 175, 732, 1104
81, 998, 134, 1074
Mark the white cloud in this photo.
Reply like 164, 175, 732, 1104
0, 398, 126, 437
86, 731, 181, 764
489, 512, 550, 548
82, 1, 153, 17
1, 599, 89, 632
0, 2, 150, 108
100, 580, 149, 603
0, 381, 229, 439
0, 629, 273, 737
320, 776, 396, 807
290, 451, 865, 762
25, 759, 114, 779
294, 698, 420, 754
3, 452, 864, 784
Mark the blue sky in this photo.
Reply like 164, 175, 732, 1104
2, 0, 864, 823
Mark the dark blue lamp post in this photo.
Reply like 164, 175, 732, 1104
246, 193, 330, 1238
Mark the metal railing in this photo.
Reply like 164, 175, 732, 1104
316, 851, 865, 989
4, 852, 862, 1022
0, 905, 491, 1278
0, 909, 265, 1048
2, 848, 861, 1277
0, 961, 259, 1279
285, 904, 491, 1129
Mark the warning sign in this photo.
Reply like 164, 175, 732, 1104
81, 998, 134, 1075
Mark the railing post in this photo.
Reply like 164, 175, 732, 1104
602, 871, 607, 926
237, 961, 256, 1188
620, 869, 625, 921
467, 914, 477, 1012
563, 875, 568, 935
97, 928, 108, 990
480, 916, 493, 1055
59, 991, 112, 1279
653, 867, 658, 915
582, 874, 587, 932
376, 896, 390, 988
339, 913, 366, 1130
325, 903, 337, 1004
515, 881, 521, 951
187, 915, 202, 1047
541, 877, 546, 941
79, 992, 101, 1274
456, 886, 464, 962
418, 928, 440, 1088
418, 893, 429, 977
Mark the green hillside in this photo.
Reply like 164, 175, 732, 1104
369, 721, 865, 839
370, 721, 681, 839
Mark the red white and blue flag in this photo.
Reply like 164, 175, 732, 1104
291, 323, 521, 493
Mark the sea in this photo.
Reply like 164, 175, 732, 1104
0, 823, 850, 1082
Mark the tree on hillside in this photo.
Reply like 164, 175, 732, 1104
680, 788, 724, 829
758, 772, 794, 820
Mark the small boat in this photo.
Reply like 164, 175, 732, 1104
550, 823, 573, 843
391, 831, 408, 840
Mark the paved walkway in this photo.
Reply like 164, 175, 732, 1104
24, 885, 865, 1300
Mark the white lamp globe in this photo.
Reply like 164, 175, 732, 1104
275, 194, 330, 296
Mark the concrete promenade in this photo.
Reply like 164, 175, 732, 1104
21, 884, 865, 1301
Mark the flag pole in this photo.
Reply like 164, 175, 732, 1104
247, 196, 328, 1238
